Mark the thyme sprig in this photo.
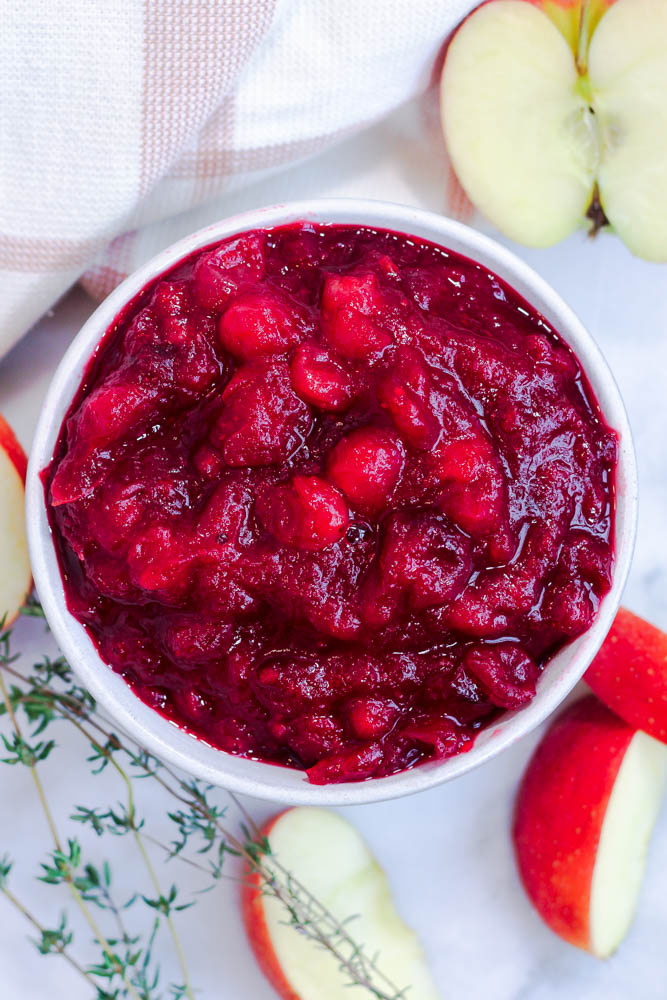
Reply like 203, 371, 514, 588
0, 610, 408, 1000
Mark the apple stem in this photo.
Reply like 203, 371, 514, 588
576, 0, 592, 75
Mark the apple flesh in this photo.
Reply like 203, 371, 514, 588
241, 807, 440, 1000
513, 695, 667, 956
590, 0, 667, 260
442, 0, 598, 248
0, 414, 31, 626
586, 607, 667, 743
440, 0, 667, 260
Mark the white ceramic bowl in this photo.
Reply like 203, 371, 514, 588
26, 199, 637, 805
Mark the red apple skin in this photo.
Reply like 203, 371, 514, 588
585, 607, 667, 744
241, 811, 300, 1000
526, 0, 615, 17
513, 695, 635, 951
0, 413, 27, 483
0, 412, 31, 625
450, 0, 617, 58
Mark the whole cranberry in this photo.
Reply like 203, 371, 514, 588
290, 341, 354, 411
218, 291, 308, 360
256, 475, 349, 551
321, 272, 392, 359
326, 425, 404, 514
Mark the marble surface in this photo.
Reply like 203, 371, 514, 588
1, 91, 666, 1000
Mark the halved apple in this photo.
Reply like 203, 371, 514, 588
586, 607, 667, 744
0, 414, 31, 626
513, 694, 667, 956
241, 807, 440, 999
440, 0, 667, 260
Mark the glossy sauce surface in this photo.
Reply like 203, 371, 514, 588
47, 224, 617, 783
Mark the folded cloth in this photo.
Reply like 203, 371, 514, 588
0, 0, 474, 360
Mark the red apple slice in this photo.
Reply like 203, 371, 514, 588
241, 807, 439, 1000
585, 607, 667, 743
0, 414, 31, 626
513, 695, 667, 957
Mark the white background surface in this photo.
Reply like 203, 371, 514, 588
1, 90, 666, 999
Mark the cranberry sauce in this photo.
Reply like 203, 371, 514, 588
46, 224, 617, 784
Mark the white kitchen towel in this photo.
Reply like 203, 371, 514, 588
0, 0, 475, 360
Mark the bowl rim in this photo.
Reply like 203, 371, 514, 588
26, 197, 638, 805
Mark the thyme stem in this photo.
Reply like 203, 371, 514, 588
69, 880, 143, 1000
54, 707, 196, 999
1, 622, 408, 1000
0, 663, 142, 1000
133, 814, 195, 999
1, 884, 96, 989
0, 670, 61, 850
